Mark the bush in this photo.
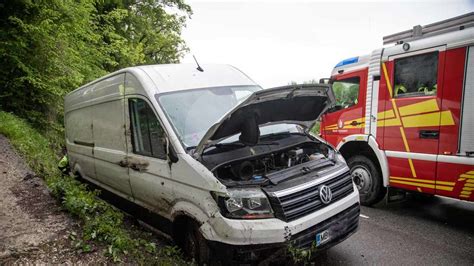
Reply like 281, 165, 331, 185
0, 111, 187, 264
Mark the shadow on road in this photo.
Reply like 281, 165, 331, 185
373, 194, 474, 235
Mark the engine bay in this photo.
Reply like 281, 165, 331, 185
199, 133, 334, 186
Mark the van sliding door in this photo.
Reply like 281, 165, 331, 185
91, 74, 133, 198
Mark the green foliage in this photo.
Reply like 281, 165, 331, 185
310, 122, 320, 135
0, 1, 191, 261
287, 241, 318, 264
0, 0, 191, 131
332, 81, 359, 108
0, 111, 188, 264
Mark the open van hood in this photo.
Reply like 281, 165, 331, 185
194, 84, 335, 157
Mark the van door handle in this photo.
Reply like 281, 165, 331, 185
118, 159, 128, 167
130, 161, 149, 171
419, 130, 439, 139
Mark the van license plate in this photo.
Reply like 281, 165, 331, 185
316, 230, 330, 246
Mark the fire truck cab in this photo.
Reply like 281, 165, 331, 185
320, 13, 474, 206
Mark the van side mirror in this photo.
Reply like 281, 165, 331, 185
168, 143, 179, 163
165, 137, 179, 163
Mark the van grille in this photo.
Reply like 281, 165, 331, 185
267, 170, 354, 222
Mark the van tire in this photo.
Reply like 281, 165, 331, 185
184, 221, 211, 265
347, 155, 386, 206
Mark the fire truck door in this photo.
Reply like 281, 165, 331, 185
437, 46, 473, 200
323, 69, 367, 147
382, 47, 446, 194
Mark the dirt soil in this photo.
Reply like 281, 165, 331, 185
0, 135, 108, 264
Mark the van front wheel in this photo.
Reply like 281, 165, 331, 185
347, 155, 386, 206
184, 221, 211, 265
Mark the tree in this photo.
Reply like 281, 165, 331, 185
0, 0, 191, 132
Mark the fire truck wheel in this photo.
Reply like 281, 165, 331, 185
347, 155, 386, 206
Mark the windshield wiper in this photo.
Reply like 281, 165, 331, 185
214, 141, 279, 148
202, 140, 280, 153
213, 142, 246, 148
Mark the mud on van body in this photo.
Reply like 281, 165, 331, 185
64, 64, 360, 263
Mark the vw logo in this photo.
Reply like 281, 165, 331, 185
319, 185, 333, 204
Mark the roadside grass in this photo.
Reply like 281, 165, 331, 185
311, 122, 320, 135
0, 111, 187, 264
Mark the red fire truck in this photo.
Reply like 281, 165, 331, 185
320, 13, 474, 206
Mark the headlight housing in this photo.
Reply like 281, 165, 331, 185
213, 188, 274, 219
327, 147, 346, 164
336, 153, 346, 164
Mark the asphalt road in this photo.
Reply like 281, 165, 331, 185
318, 195, 474, 265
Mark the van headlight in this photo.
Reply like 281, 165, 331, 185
336, 153, 346, 164
213, 188, 274, 219
327, 148, 346, 164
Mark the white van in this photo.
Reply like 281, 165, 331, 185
64, 64, 360, 263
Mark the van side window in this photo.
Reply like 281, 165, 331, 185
129, 98, 167, 159
329, 77, 360, 112
394, 52, 438, 98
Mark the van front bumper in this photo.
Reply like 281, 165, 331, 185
206, 200, 360, 263
200, 184, 359, 250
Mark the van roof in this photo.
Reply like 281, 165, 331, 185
65, 64, 258, 112
69, 63, 258, 96
135, 64, 258, 93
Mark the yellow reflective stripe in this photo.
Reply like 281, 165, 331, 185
390, 176, 455, 186
380, 117, 402, 127
464, 183, 474, 187
343, 125, 365, 129
437, 181, 456, 186
468, 171, 474, 175
460, 195, 470, 198
390, 180, 435, 189
391, 176, 434, 183
436, 185, 454, 191
399, 127, 411, 152
461, 191, 472, 195
378, 109, 395, 120
460, 174, 474, 179
462, 187, 474, 191
390, 178, 454, 191
398, 99, 439, 116
440, 110, 455, 126
398, 127, 417, 177
382, 62, 393, 97
344, 117, 365, 125
401, 111, 455, 128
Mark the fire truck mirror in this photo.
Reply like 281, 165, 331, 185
319, 78, 330, 84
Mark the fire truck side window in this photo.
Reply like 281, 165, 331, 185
330, 77, 360, 112
393, 52, 438, 98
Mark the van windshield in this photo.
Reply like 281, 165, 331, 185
157, 85, 262, 147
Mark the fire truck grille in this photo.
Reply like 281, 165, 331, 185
268, 170, 354, 222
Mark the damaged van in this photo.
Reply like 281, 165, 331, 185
64, 64, 360, 264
